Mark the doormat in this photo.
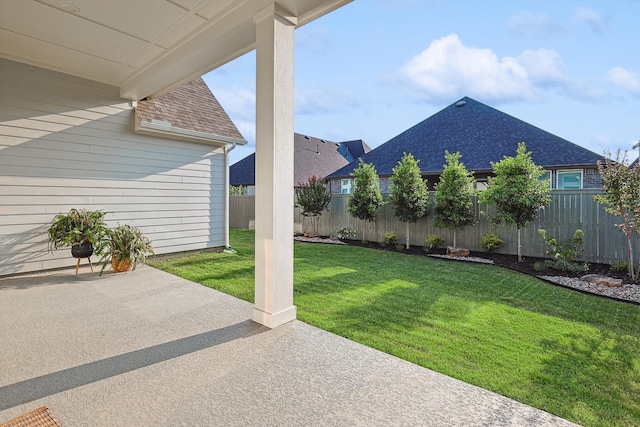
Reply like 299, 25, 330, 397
0, 406, 61, 427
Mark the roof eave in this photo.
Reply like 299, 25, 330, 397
136, 120, 247, 147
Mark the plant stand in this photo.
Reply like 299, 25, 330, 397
71, 242, 94, 275
75, 257, 94, 275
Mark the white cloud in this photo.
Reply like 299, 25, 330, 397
517, 49, 566, 85
508, 11, 565, 37
608, 67, 640, 97
400, 33, 567, 103
574, 7, 609, 34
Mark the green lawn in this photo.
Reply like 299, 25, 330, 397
150, 229, 640, 427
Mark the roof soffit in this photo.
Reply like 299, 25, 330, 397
0, 0, 351, 100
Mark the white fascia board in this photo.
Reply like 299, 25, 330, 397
136, 120, 247, 147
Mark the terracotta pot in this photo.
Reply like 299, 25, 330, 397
111, 257, 133, 272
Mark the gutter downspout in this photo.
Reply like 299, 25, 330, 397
224, 141, 237, 250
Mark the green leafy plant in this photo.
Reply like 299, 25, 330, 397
533, 261, 546, 272
383, 232, 399, 246
229, 185, 248, 195
347, 161, 384, 242
537, 229, 589, 274
47, 208, 108, 252
336, 227, 357, 240
389, 153, 429, 249
480, 233, 504, 253
480, 142, 551, 261
594, 150, 639, 279
295, 175, 332, 237
610, 259, 628, 273
99, 224, 154, 274
433, 151, 477, 247
425, 234, 445, 250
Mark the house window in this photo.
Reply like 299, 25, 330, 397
341, 179, 352, 194
539, 171, 551, 187
557, 170, 582, 189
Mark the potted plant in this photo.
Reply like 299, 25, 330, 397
99, 224, 154, 274
47, 208, 108, 259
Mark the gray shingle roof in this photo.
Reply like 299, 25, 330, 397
328, 97, 603, 179
230, 134, 370, 186
338, 139, 371, 162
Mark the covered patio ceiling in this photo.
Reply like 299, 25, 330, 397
0, 0, 349, 100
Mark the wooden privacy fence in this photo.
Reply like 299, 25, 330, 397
230, 190, 638, 264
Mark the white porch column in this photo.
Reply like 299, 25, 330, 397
251, 4, 297, 328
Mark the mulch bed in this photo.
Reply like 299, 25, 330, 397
338, 239, 631, 282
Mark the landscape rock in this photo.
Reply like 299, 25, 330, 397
580, 274, 623, 287
447, 246, 470, 257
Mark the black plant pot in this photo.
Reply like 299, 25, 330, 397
71, 242, 93, 258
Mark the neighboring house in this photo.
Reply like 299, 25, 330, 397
230, 133, 370, 194
327, 97, 604, 193
0, 60, 245, 275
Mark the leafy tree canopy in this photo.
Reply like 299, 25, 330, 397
347, 161, 384, 223
433, 151, 477, 231
389, 152, 429, 223
295, 175, 332, 236
295, 175, 331, 218
480, 142, 550, 229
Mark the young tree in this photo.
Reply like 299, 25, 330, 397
629, 162, 640, 274
594, 150, 638, 279
432, 151, 477, 247
347, 161, 384, 241
480, 142, 551, 261
389, 153, 429, 248
295, 175, 332, 237
229, 185, 247, 195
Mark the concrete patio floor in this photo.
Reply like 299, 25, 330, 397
0, 265, 578, 426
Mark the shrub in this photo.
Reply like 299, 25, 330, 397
336, 227, 357, 240
395, 244, 404, 251
480, 233, 504, 253
479, 142, 551, 261
610, 259, 628, 273
538, 229, 589, 274
425, 234, 445, 250
544, 258, 589, 274
432, 151, 476, 247
384, 232, 399, 246
295, 175, 331, 236
389, 153, 429, 249
533, 261, 546, 272
348, 161, 384, 242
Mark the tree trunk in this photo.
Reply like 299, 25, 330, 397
405, 222, 410, 249
453, 229, 457, 248
517, 227, 522, 262
626, 232, 635, 279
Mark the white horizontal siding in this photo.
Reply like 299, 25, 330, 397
0, 59, 227, 275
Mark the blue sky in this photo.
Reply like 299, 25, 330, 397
203, 0, 640, 166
